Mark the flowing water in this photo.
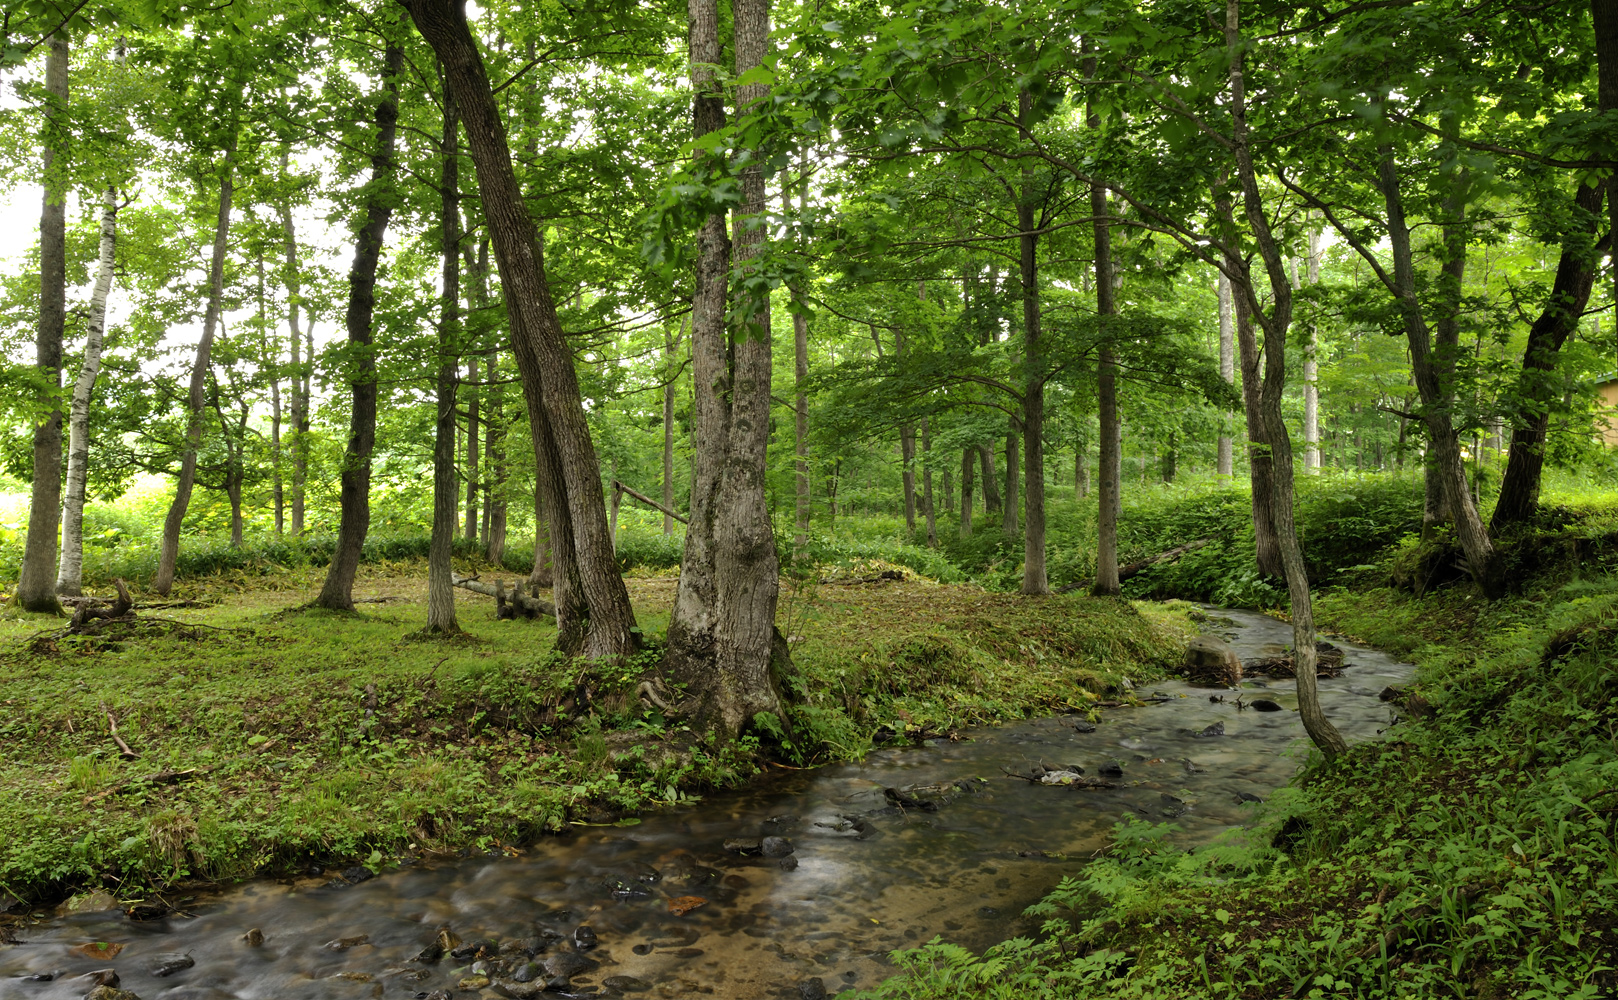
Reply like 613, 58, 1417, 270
1, 609, 1413, 1000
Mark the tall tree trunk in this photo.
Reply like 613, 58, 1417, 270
154, 129, 237, 598
978, 444, 1000, 511
1227, 0, 1346, 758
316, 41, 403, 611
465, 352, 480, 540
265, 255, 283, 535
900, 424, 917, 533
427, 66, 463, 634
407, 0, 637, 657
942, 464, 953, 513
665, 0, 789, 739
15, 34, 69, 614
56, 181, 115, 597
959, 447, 974, 538
1091, 154, 1121, 595
1491, 183, 1605, 531
1491, 0, 1617, 530
789, 156, 811, 551
1376, 149, 1499, 595
1019, 89, 1048, 593
1303, 228, 1322, 473
1002, 431, 1019, 536
1161, 430, 1177, 483
529, 487, 553, 589
279, 159, 309, 537
922, 417, 938, 549
664, 319, 683, 537
1216, 273, 1234, 477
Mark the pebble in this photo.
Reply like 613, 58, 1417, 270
798, 977, 827, 1000
603, 976, 649, 992
1099, 762, 1124, 779
242, 928, 264, 947
574, 926, 598, 951
778, 856, 799, 872
1071, 720, 1097, 733
1198, 722, 1225, 737
338, 866, 373, 884
760, 836, 795, 858
1249, 699, 1283, 712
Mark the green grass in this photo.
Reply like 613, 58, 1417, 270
0, 561, 1188, 912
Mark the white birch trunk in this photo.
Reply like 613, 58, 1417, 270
55, 185, 116, 596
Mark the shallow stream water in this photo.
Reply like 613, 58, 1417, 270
2, 609, 1413, 1000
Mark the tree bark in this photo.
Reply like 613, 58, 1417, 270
978, 443, 1000, 511
427, 66, 463, 635
1019, 88, 1048, 593
1376, 148, 1499, 594
1002, 430, 1019, 537
154, 129, 236, 598
56, 181, 115, 597
279, 161, 309, 537
15, 34, 69, 614
263, 254, 283, 535
316, 41, 403, 611
921, 417, 938, 549
406, 0, 638, 657
465, 352, 480, 541
1303, 229, 1322, 473
664, 319, 683, 537
664, 0, 790, 740
959, 447, 974, 538
1227, 0, 1346, 758
1091, 157, 1120, 595
1216, 273, 1234, 477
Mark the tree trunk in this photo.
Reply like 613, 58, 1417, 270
1231, 245, 1282, 577
900, 424, 917, 534
959, 447, 974, 538
1076, 442, 1089, 499
1019, 90, 1048, 594
942, 465, 953, 513
1227, 0, 1347, 758
465, 353, 480, 541
1376, 149, 1499, 595
1161, 430, 1177, 483
664, 319, 683, 537
407, 0, 639, 657
1216, 273, 1234, 477
265, 255, 283, 536
315, 41, 403, 611
279, 162, 309, 537
789, 160, 811, 551
15, 34, 69, 614
529, 487, 553, 589
1092, 163, 1121, 596
1303, 228, 1322, 473
922, 418, 938, 549
154, 128, 237, 598
56, 181, 115, 597
1002, 430, 1019, 537
427, 66, 463, 635
978, 444, 1000, 512
664, 0, 789, 740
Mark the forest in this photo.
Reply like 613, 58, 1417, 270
1, 0, 1616, 998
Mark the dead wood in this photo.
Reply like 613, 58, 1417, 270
611, 479, 688, 524
450, 571, 555, 618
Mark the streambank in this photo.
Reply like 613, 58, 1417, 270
0, 609, 1407, 1000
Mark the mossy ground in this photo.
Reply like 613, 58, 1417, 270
0, 560, 1187, 915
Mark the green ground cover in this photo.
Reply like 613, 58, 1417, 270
0, 559, 1188, 914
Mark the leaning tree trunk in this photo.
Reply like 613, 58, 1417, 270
1376, 149, 1500, 596
1228, 0, 1346, 758
1216, 273, 1234, 477
406, 0, 637, 657
15, 35, 69, 614
154, 129, 236, 598
316, 42, 403, 611
664, 0, 789, 740
1091, 146, 1121, 596
1232, 277, 1282, 577
56, 181, 116, 596
426, 68, 463, 635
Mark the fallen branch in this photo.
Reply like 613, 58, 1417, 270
99, 701, 140, 760
451, 572, 555, 618
68, 579, 133, 633
82, 768, 199, 806
611, 480, 688, 525
1057, 539, 1212, 592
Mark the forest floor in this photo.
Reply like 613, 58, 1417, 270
0, 561, 1191, 917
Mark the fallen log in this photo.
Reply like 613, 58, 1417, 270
1117, 538, 1211, 583
68, 579, 133, 632
450, 572, 555, 619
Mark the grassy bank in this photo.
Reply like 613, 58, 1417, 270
848, 484, 1618, 999
0, 562, 1189, 915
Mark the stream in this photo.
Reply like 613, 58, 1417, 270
1, 609, 1414, 1000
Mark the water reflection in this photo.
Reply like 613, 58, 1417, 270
0, 609, 1411, 1000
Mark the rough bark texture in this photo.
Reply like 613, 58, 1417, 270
1091, 159, 1120, 596
427, 72, 463, 635
978, 444, 1000, 512
664, 321, 681, 537
154, 130, 236, 598
1227, 0, 1347, 758
1019, 90, 1049, 594
56, 182, 115, 596
1376, 149, 1499, 595
1216, 274, 1234, 477
407, 0, 637, 656
1231, 245, 1282, 578
15, 35, 69, 614
465, 352, 480, 541
664, 0, 790, 741
316, 42, 403, 611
